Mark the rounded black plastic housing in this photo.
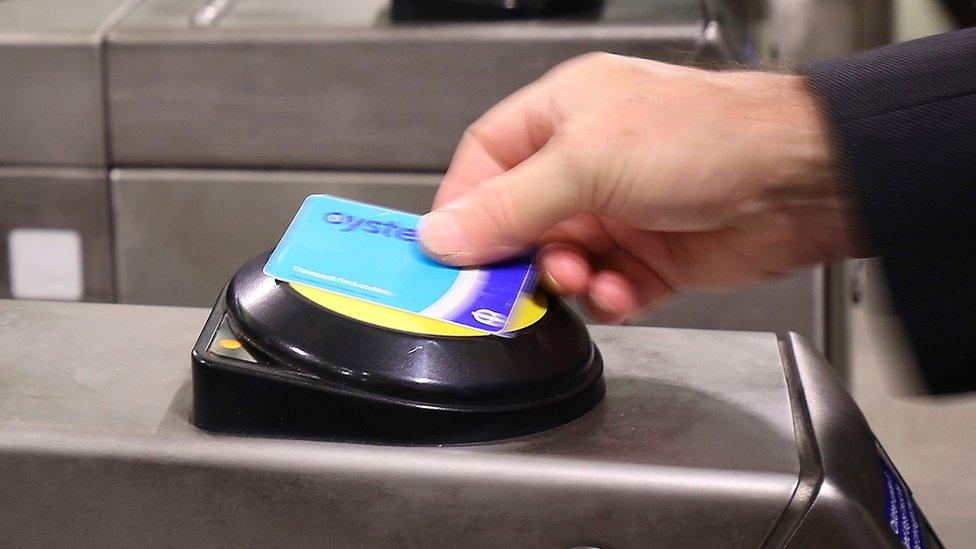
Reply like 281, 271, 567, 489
192, 252, 605, 443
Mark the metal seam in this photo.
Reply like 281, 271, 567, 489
760, 335, 826, 548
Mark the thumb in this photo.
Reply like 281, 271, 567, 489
419, 146, 582, 266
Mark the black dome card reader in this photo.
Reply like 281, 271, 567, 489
191, 252, 605, 443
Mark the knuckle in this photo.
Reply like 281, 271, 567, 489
462, 120, 488, 147
575, 51, 613, 66
549, 51, 614, 79
461, 120, 507, 165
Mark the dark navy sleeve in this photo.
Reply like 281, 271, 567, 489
805, 27, 976, 394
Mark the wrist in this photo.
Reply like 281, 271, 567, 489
760, 75, 839, 203
764, 75, 852, 260
743, 73, 855, 259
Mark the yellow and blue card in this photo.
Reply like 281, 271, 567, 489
264, 195, 538, 334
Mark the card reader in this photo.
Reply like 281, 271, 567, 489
192, 252, 605, 443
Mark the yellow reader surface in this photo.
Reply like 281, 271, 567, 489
290, 283, 548, 337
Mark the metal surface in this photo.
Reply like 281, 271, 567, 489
783, 333, 941, 547
629, 267, 825, 348
0, 0, 135, 166
0, 299, 798, 547
105, 0, 741, 170
111, 168, 440, 305
0, 168, 114, 301
763, 0, 892, 66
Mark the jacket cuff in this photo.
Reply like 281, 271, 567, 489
805, 28, 976, 393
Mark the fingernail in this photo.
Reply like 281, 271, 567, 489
540, 269, 565, 294
418, 210, 463, 261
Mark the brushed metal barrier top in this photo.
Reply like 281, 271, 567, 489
103, 0, 737, 171
0, 0, 134, 166
0, 299, 798, 547
0, 0, 891, 168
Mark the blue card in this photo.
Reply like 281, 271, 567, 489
264, 195, 538, 334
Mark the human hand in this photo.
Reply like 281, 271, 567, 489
419, 53, 851, 323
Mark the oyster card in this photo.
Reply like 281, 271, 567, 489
263, 195, 538, 334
